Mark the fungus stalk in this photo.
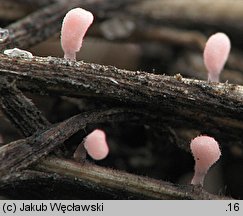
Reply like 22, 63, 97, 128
61, 8, 94, 61
203, 32, 231, 82
73, 140, 87, 162
190, 135, 221, 186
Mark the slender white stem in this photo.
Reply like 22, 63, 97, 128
191, 171, 206, 186
64, 52, 76, 61
208, 72, 219, 82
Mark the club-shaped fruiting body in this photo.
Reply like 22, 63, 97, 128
61, 8, 94, 60
190, 135, 221, 186
84, 129, 109, 160
203, 32, 231, 82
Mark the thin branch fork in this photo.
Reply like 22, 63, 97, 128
0, 77, 232, 200
0, 80, 50, 137
0, 79, 197, 200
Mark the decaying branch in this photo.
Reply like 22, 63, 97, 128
128, 0, 243, 34
0, 79, 50, 137
0, 54, 243, 146
0, 170, 140, 199
0, 166, 228, 200
36, 157, 229, 200
0, 0, 32, 21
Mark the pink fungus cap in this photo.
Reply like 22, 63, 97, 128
203, 32, 231, 82
61, 8, 94, 60
190, 135, 221, 185
84, 129, 109, 160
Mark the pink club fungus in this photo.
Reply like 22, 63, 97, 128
190, 135, 221, 186
61, 8, 94, 61
203, 32, 231, 82
83, 129, 109, 160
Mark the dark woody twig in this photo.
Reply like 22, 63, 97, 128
0, 79, 50, 137
0, 54, 243, 146
0, 164, 231, 200
127, 0, 243, 35
36, 157, 231, 200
